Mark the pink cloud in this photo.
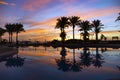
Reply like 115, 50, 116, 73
22, 17, 58, 28
82, 7, 120, 19
64, 6, 120, 20
59, 0, 77, 4
23, 0, 51, 11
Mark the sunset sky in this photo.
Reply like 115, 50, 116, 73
0, 0, 120, 41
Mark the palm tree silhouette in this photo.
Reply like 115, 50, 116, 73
60, 30, 66, 42
55, 17, 69, 42
79, 20, 92, 41
92, 20, 103, 41
0, 28, 6, 41
14, 23, 25, 45
69, 16, 80, 39
5, 23, 14, 45
115, 13, 120, 21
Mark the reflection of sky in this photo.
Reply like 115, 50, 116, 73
0, 0, 120, 41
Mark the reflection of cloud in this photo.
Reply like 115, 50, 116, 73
0, 1, 16, 6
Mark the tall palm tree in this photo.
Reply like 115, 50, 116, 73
5, 23, 14, 44
79, 20, 91, 41
14, 23, 25, 45
92, 20, 103, 41
69, 16, 80, 39
0, 28, 6, 41
55, 17, 69, 42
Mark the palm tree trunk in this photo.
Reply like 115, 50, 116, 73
0, 36, 2, 42
10, 33, 12, 45
96, 33, 98, 41
73, 25, 75, 39
9, 33, 10, 44
11, 33, 13, 44
16, 32, 18, 45
84, 32, 87, 41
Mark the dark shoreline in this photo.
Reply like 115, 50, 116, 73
1, 40, 120, 49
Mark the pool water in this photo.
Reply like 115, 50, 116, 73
0, 46, 120, 80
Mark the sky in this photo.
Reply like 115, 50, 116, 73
0, 0, 120, 41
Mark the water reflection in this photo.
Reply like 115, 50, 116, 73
80, 47, 92, 67
93, 48, 104, 68
101, 48, 107, 53
55, 47, 82, 72
0, 46, 119, 80
56, 47, 106, 72
70, 49, 82, 72
0, 47, 25, 67
55, 47, 71, 72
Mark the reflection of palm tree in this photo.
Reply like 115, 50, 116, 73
55, 17, 69, 42
101, 48, 107, 53
14, 23, 25, 45
79, 20, 91, 41
69, 16, 80, 39
0, 28, 6, 41
56, 47, 71, 72
92, 20, 103, 41
80, 47, 92, 67
5, 48, 25, 67
70, 49, 82, 72
93, 48, 104, 68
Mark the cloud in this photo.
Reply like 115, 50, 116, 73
63, 6, 120, 20
23, 0, 51, 11
17, 28, 60, 41
0, 1, 16, 6
29, 17, 57, 27
59, 0, 77, 4
82, 6, 120, 19
20, 17, 58, 29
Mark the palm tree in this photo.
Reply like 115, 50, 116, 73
0, 28, 6, 41
14, 23, 25, 45
79, 20, 92, 41
55, 17, 69, 42
5, 23, 14, 44
60, 30, 66, 42
92, 20, 103, 41
115, 13, 120, 21
69, 16, 80, 39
